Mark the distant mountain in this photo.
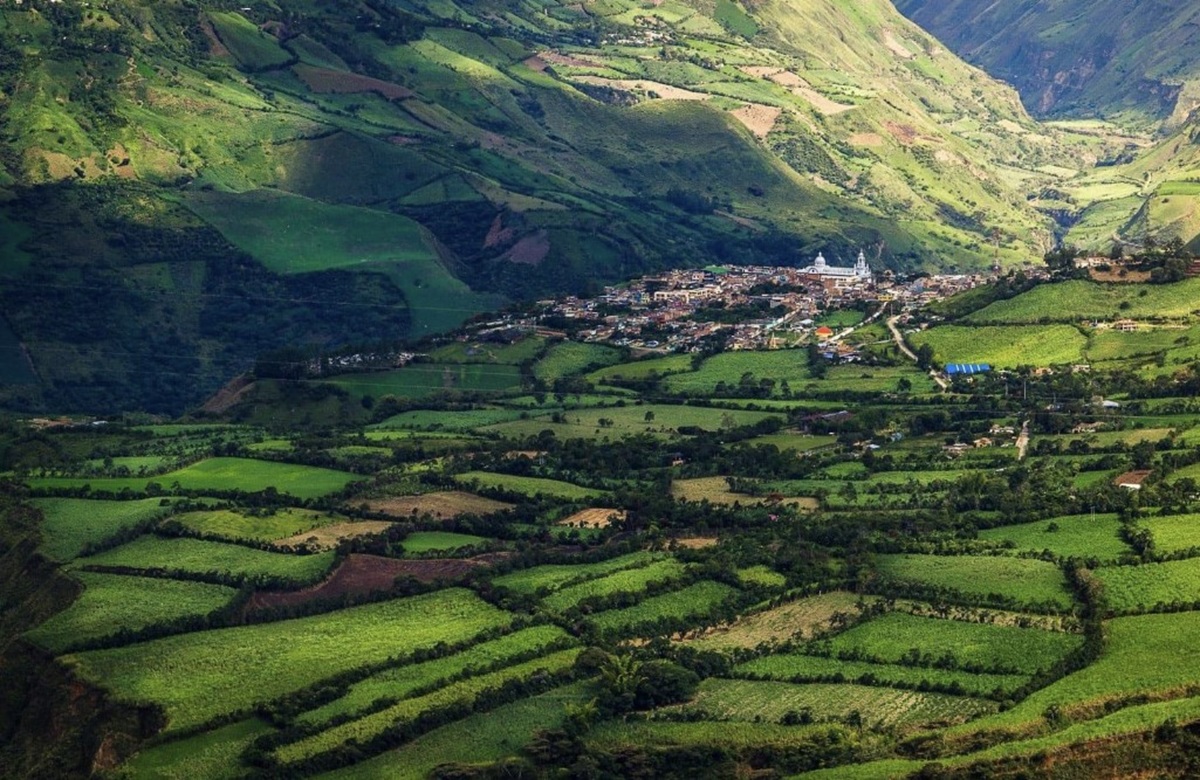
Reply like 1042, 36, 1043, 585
0, 0, 1100, 413
895, 0, 1200, 125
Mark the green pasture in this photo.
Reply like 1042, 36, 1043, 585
910, 325, 1087, 368
588, 580, 739, 634
65, 589, 513, 733
491, 551, 661, 594
541, 558, 688, 611
401, 530, 489, 554
481, 403, 779, 440
75, 536, 336, 586
978, 513, 1129, 562
172, 508, 342, 544
453, 471, 607, 500
674, 678, 994, 728
533, 342, 624, 381
818, 612, 1082, 675
966, 279, 1200, 324
586, 354, 695, 384
119, 718, 274, 780
274, 649, 580, 764
1094, 558, 1200, 614
296, 625, 574, 726
370, 407, 526, 432
326, 363, 522, 401
738, 653, 1029, 697
428, 336, 546, 365
315, 683, 591, 780
32, 497, 177, 561
875, 554, 1076, 610
29, 458, 358, 500
24, 573, 237, 653
1142, 513, 1200, 554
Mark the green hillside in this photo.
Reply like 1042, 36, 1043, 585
0, 0, 1107, 413
896, 0, 1200, 125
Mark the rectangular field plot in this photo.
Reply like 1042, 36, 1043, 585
1143, 513, 1200, 555
817, 613, 1082, 675
453, 471, 607, 500
317, 683, 592, 780
978, 513, 1130, 562
909, 325, 1087, 368
400, 530, 489, 553
533, 342, 623, 382
296, 625, 575, 726
672, 679, 996, 728
75, 536, 336, 587
938, 612, 1200, 736
64, 589, 513, 733
1094, 558, 1200, 614
118, 718, 274, 780
273, 648, 580, 764
24, 573, 238, 653
30, 458, 358, 499
370, 407, 528, 431
736, 653, 1029, 698
875, 554, 1075, 611
491, 551, 661, 594
541, 559, 688, 611
588, 580, 739, 634
327, 363, 521, 401
682, 591, 867, 650
171, 508, 343, 544
32, 497, 177, 561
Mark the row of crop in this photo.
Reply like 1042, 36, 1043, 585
255, 650, 583, 774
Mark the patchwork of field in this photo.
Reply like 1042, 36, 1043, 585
875, 554, 1076, 611
64, 589, 513, 733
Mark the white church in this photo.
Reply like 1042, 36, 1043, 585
800, 250, 873, 287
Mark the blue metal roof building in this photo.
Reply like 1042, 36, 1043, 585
944, 363, 991, 375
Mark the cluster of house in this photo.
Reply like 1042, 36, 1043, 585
522, 252, 989, 355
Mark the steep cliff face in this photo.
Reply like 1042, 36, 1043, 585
895, 0, 1200, 124
0, 497, 154, 779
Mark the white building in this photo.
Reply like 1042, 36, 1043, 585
800, 251, 872, 286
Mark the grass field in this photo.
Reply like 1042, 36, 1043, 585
909, 325, 1087, 368
31, 497, 176, 560
978, 513, 1130, 562
1093, 558, 1200, 614
75, 536, 336, 586
172, 508, 342, 543
589, 580, 739, 634
1143, 513, 1200, 554
119, 718, 274, 780
817, 613, 1082, 675
23, 572, 237, 653
481, 403, 779, 441
737, 431, 837, 453
533, 342, 624, 381
428, 336, 546, 365
738, 653, 1029, 697
370, 407, 527, 431
295, 625, 574, 726
327, 364, 522, 401
965, 279, 1200, 324
317, 683, 591, 779
400, 530, 489, 554
453, 470, 607, 500
586, 354, 695, 384
65, 589, 513, 733
875, 554, 1076, 610
491, 551, 661, 594
673, 678, 995, 728
274, 648, 580, 763
541, 558, 688, 611
30, 458, 359, 499
683, 592, 868, 650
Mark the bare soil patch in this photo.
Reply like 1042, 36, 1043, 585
680, 591, 872, 649
848, 132, 884, 147
502, 231, 551, 265
881, 29, 915, 59
276, 521, 393, 550
523, 55, 549, 72
672, 536, 718, 550
572, 76, 710, 101
730, 103, 782, 138
1090, 268, 1152, 283
884, 121, 920, 146
245, 553, 509, 612
294, 65, 412, 100
557, 508, 626, 528
363, 491, 513, 520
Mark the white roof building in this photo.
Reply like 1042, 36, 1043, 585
801, 251, 872, 281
